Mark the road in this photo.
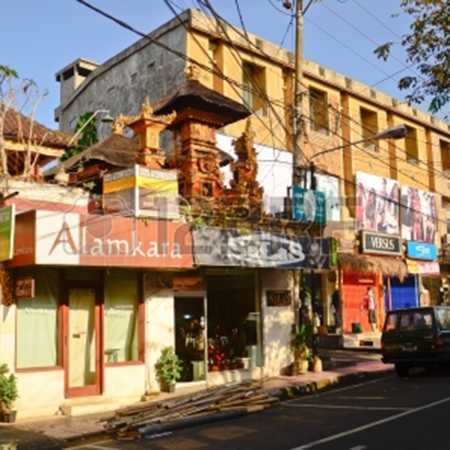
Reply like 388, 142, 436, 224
67, 369, 450, 450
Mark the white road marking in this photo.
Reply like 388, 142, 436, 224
284, 403, 410, 411
286, 375, 395, 404
66, 440, 118, 450
338, 396, 385, 400
349, 446, 367, 450
290, 394, 450, 449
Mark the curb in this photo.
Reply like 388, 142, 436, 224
271, 368, 393, 401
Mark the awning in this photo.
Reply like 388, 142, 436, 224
338, 253, 408, 279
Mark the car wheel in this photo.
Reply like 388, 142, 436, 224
395, 364, 410, 377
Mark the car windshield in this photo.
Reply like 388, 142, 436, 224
435, 308, 450, 331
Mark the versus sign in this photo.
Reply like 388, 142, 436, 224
407, 241, 437, 261
361, 231, 402, 256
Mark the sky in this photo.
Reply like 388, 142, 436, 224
1, 0, 425, 129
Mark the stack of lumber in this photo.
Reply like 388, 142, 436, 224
104, 382, 278, 438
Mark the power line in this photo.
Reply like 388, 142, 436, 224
234, 0, 250, 42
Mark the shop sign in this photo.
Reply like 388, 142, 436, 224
292, 186, 326, 225
266, 290, 292, 307
15, 276, 35, 299
193, 227, 336, 269
173, 276, 204, 291
9, 209, 193, 269
407, 241, 437, 261
103, 165, 179, 219
361, 231, 401, 256
0, 205, 15, 262
407, 260, 440, 275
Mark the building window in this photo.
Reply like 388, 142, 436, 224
104, 270, 142, 363
441, 140, 450, 173
16, 269, 60, 370
360, 107, 378, 150
405, 126, 419, 163
242, 62, 267, 115
210, 39, 223, 93
309, 87, 329, 134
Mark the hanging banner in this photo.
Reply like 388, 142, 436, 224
0, 205, 15, 262
355, 172, 400, 235
193, 227, 336, 269
406, 241, 438, 261
401, 187, 437, 244
292, 186, 326, 225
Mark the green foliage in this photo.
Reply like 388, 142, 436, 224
0, 364, 18, 411
374, 0, 449, 116
155, 347, 183, 384
0, 65, 18, 80
291, 324, 313, 359
62, 111, 99, 161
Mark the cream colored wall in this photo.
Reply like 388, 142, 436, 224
187, 30, 287, 151
260, 269, 295, 377
143, 278, 175, 392
104, 365, 146, 398
347, 97, 390, 178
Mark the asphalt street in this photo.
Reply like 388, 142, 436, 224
64, 370, 450, 450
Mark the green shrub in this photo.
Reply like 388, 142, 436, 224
0, 364, 18, 411
155, 347, 183, 385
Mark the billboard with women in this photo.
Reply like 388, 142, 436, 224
400, 187, 437, 243
355, 172, 400, 235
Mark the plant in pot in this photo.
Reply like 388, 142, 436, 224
0, 364, 18, 423
155, 347, 182, 393
291, 324, 312, 375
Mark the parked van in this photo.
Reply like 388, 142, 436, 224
381, 306, 450, 376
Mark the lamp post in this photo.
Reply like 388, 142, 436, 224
306, 124, 409, 191
66, 109, 114, 147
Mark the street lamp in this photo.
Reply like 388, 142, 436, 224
309, 124, 408, 161
66, 109, 114, 147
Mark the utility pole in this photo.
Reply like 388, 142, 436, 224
292, 0, 304, 188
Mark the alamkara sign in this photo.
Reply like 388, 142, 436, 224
193, 227, 336, 269
9, 209, 193, 269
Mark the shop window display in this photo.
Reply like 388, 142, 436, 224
206, 275, 260, 372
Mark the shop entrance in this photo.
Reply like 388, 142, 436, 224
174, 296, 206, 382
206, 274, 260, 372
65, 285, 102, 398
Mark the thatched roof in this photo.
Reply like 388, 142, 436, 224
339, 253, 408, 280
155, 79, 250, 125
62, 133, 138, 171
4, 108, 71, 149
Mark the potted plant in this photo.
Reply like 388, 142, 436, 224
291, 324, 312, 375
155, 347, 182, 393
0, 364, 18, 423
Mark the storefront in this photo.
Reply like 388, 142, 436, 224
192, 226, 336, 380
1, 209, 193, 418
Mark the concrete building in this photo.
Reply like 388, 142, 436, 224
55, 9, 450, 342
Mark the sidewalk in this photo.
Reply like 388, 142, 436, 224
4, 351, 392, 448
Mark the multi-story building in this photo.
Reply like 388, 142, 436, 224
54, 9, 450, 344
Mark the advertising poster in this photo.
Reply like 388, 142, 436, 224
292, 186, 326, 225
401, 187, 437, 244
355, 172, 400, 235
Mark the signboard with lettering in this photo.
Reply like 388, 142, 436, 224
266, 290, 292, 307
360, 231, 402, 256
103, 165, 179, 219
15, 276, 35, 299
407, 241, 437, 261
407, 260, 440, 275
0, 205, 15, 262
292, 186, 326, 225
9, 209, 193, 269
193, 227, 336, 269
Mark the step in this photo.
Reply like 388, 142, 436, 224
60, 395, 140, 417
